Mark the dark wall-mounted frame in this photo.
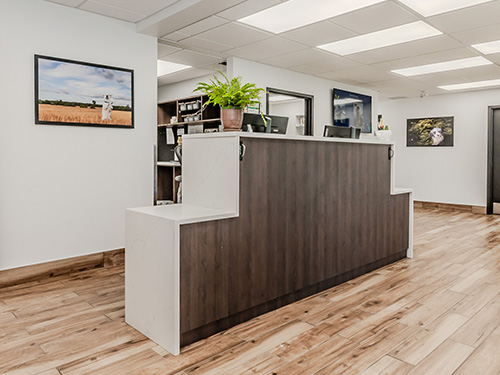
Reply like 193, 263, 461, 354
266, 87, 313, 136
406, 116, 454, 147
487, 105, 500, 214
333, 88, 372, 133
35, 54, 134, 128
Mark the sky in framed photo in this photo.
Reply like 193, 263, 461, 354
37, 58, 132, 107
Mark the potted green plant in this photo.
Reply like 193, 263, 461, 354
194, 71, 265, 131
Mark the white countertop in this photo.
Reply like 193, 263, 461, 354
184, 131, 394, 146
127, 204, 235, 225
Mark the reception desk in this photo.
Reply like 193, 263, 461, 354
125, 133, 413, 355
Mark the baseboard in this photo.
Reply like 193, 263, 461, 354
414, 201, 486, 214
0, 248, 124, 289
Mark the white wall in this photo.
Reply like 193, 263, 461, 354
380, 89, 500, 206
158, 74, 214, 103
0, 0, 157, 270
269, 100, 304, 135
229, 57, 379, 137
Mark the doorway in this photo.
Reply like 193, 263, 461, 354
487, 105, 500, 214
266, 88, 313, 136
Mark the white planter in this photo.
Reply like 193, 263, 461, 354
376, 130, 392, 142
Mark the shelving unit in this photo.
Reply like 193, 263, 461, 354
155, 94, 221, 204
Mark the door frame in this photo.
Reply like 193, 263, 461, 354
487, 105, 500, 214
266, 87, 314, 136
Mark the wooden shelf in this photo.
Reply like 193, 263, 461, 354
156, 94, 221, 204
158, 118, 221, 127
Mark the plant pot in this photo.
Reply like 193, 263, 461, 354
376, 129, 392, 142
221, 108, 244, 132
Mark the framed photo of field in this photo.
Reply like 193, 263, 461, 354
35, 55, 134, 128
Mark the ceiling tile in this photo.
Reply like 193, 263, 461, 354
294, 56, 362, 73
325, 65, 397, 84
158, 43, 182, 58
451, 24, 500, 45
280, 20, 357, 47
161, 31, 191, 42
196, 23, 272, 48
79, 0, 146, 22
331, 1, 419, 34
426, 1, 500, 34
217, 0, 281, 21
405, 71, 472, 85
485, 54, 500, 65
235, 36, 308, 59
45, 0, 82, 6
372, 48, 479, 71
346, 35, 464, 65
259, 48, 339, 68
90, 0, 177, 15
180, 36, 233, 52
177, 16, 229, 36
163, 50, 222, 66
220, 47, 270, 61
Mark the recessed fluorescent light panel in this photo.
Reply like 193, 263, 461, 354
398, 0, 494, 17
439, 78, 500, 91
317, 21, 442, 56
391, 56, 493, 76
238, 0, 385, 34
157, 60, 191, 77
472, 40, 500, 54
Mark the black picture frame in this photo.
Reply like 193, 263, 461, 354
332, 88, 372, 133
35, 54, 134, 128
407, 116, 454, 147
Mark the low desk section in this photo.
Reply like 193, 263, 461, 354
125, 133, 413, 355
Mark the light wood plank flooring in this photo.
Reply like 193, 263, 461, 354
2, 208, 500, 375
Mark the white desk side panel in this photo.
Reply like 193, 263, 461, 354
125, 209, 180, 355
182, 135, 240, 214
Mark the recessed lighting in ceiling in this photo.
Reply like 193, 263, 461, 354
397, 0, 494, 17
472, 40, 500, 54
157, 60, 191, 77
439, 78, 500, 91
238, 0, 385, 34
391, 56, 493, 76
317, 21, 442, 56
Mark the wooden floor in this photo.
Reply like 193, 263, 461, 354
2, 208, 500, 375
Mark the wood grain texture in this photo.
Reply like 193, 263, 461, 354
179, 138, 410, 344
0, 248, 124, 289
2, 208, 500, 374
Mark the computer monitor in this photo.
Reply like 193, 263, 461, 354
323, 125, 361, 139
242, 113, 288, 134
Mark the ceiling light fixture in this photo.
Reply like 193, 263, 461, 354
391, 56, 493, 76
317, 21, 442, 56
157, 60, 191, 77
472, 40, 500, 54
439, 78, 500, 91
238, 0, 385, 34
397, 0, 494, 17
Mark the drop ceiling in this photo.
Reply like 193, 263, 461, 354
45, 0, 500, 99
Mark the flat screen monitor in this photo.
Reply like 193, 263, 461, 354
333, 88, 372, 133
242, 113, 288, 134
323, 125, 360, 139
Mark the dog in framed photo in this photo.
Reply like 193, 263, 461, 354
102, 94, 113, 121
429, 127, 444, 145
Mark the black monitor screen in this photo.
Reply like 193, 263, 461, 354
333, 88, 372, 133
242, 113, 288, 134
